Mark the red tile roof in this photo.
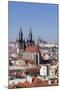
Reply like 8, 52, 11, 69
16, 77, 48, 88
25, 46, 39, 53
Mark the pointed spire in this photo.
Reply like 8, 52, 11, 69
19, 28, 21, 40
20, 27, 22, 32
29, 28, 32, 41
30, 28, 32, 35
19, 27, 22, 37
19, 27, 23, 41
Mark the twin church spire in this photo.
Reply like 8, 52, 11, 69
17, 27, 34, 50
19, 27, 32, 42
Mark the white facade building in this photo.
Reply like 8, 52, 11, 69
40, 65, 48, 76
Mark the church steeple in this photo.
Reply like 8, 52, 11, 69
19, 27, 23, 41
29, 28, 32, 42
27, 28, 35, 46
18, 27, 24, 50
17, 27, 35, 51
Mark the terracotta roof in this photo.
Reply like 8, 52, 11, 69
16, 77, 48, 88
25, 46, 39, 53
9, 78, 58, 88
